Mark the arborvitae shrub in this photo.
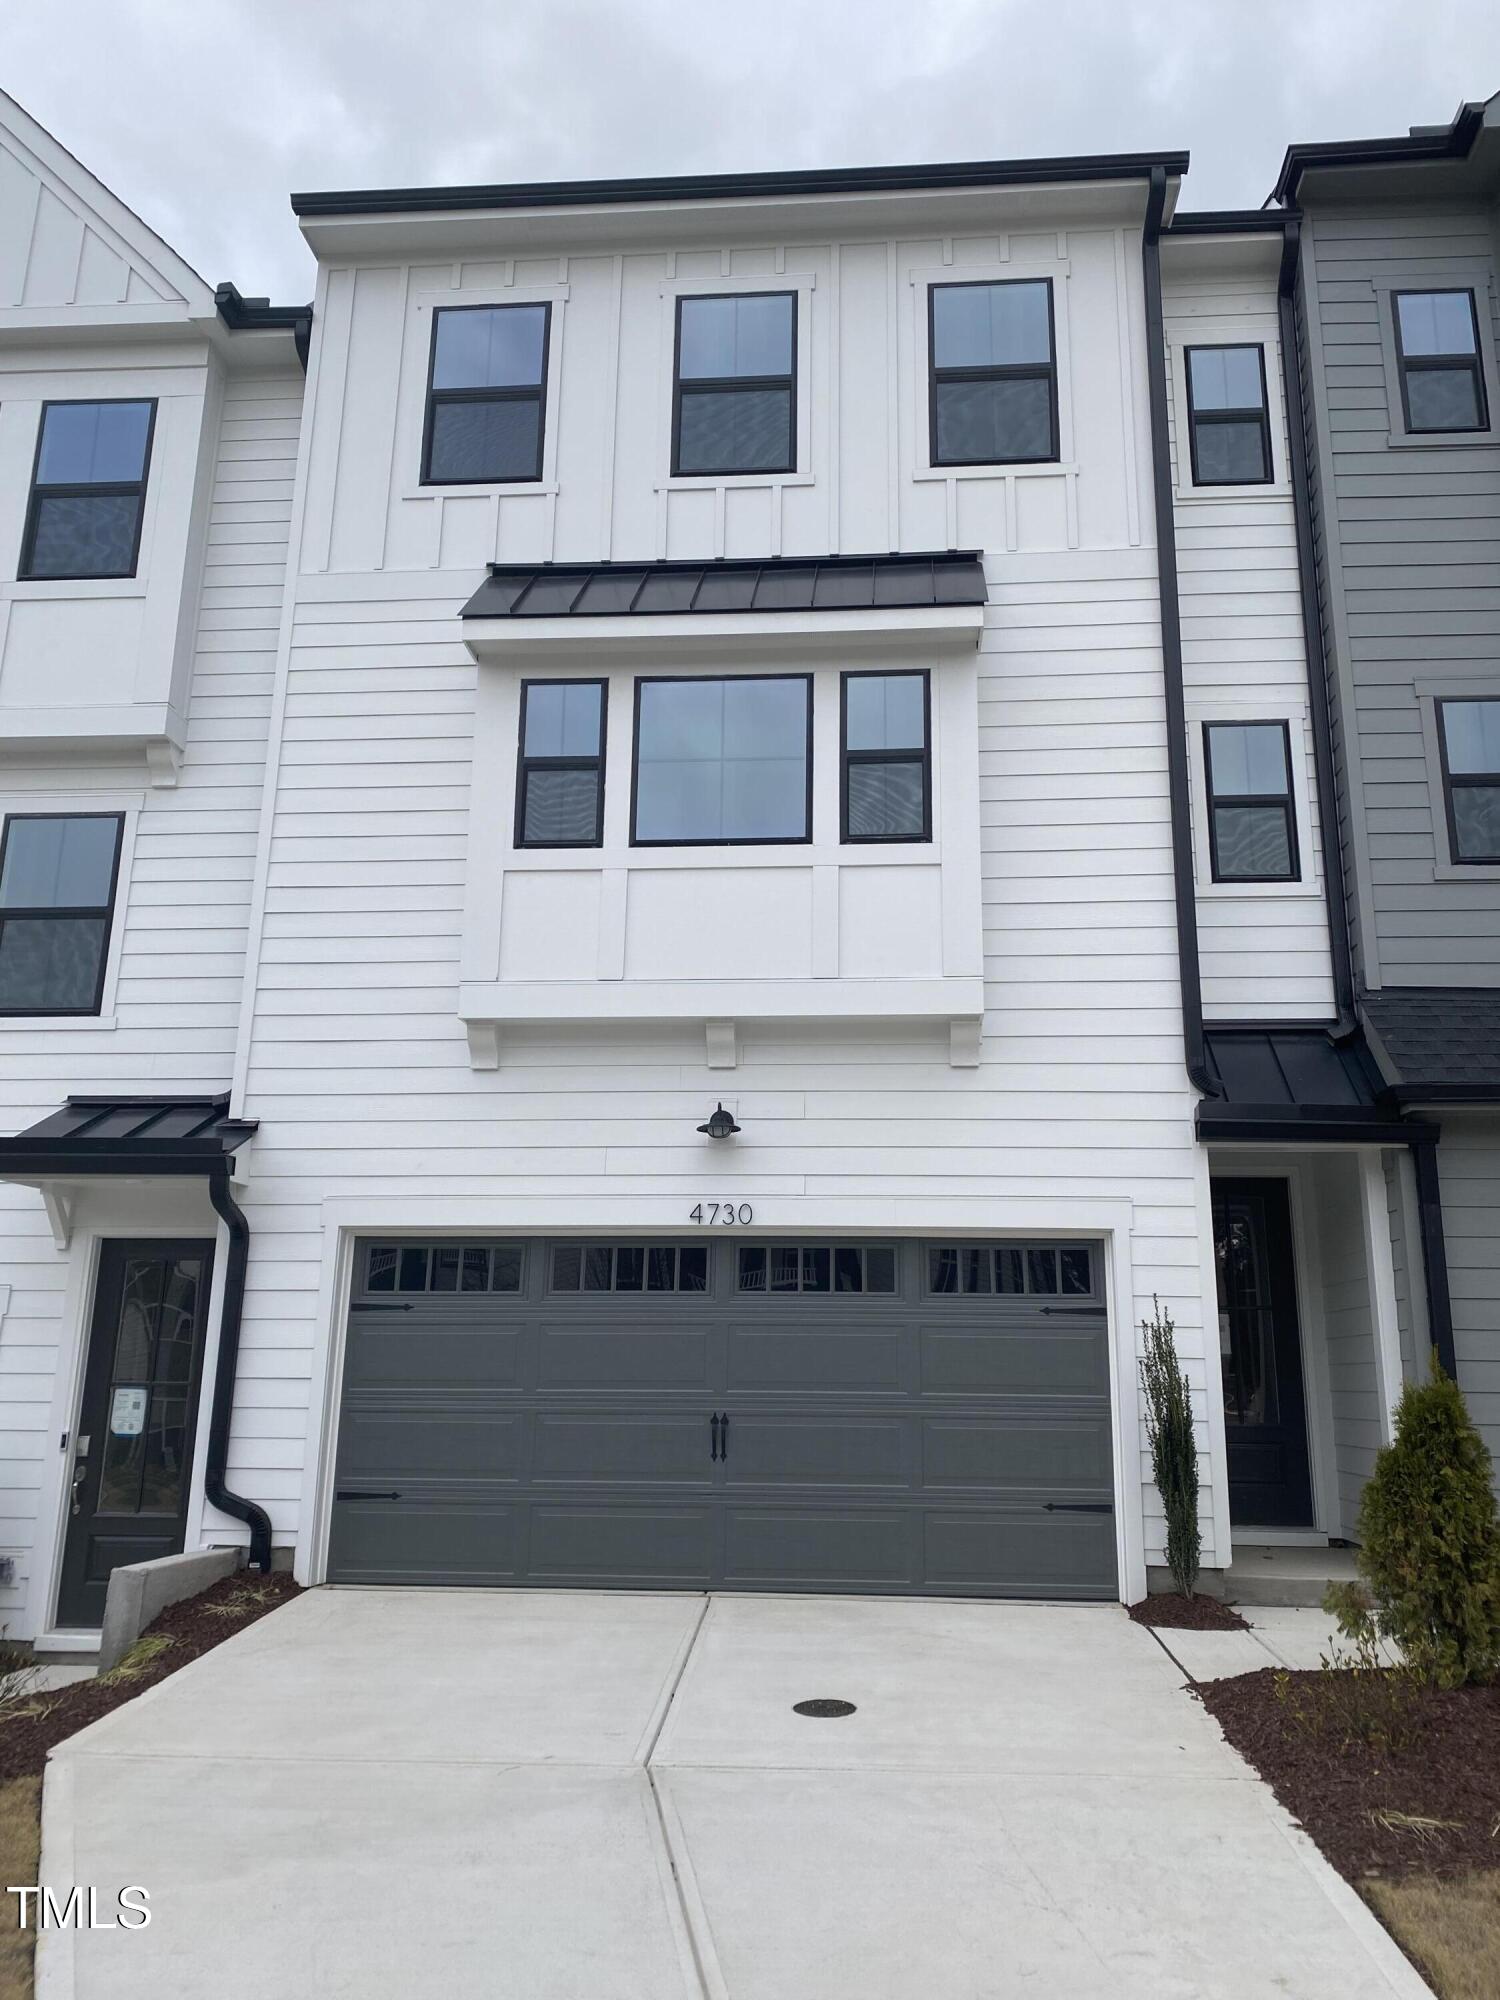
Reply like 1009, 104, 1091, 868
1141, 1298, 1200, 1597
1329, 1359, 1500, 1688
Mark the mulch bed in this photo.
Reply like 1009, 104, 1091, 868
1200, 1668, 1500, 1881
0, 1570, 301, 1784
1128, 1592, 1249, 1631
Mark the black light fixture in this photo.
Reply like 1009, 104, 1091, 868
697, 1102, 740, 1140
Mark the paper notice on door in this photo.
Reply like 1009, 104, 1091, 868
110, 1385, 148, 1437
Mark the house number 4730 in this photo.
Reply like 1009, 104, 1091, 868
689, 1202, 753, 1225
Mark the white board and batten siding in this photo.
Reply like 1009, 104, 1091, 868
0, 366, 303, 1634
228, 204, 1233, 1593
1160, 238, 1336, 1023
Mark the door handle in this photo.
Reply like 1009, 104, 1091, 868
69, 1459, 88, 1518
719, 1412, 729, 1463
709, 1413, 722, 1462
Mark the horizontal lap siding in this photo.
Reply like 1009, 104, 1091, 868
1433, 1119, 1500, 1489
0, 369, 302, 1632
1164, 264, 1334, 1021
240, 547, 1218, 1571
1306, 206, 1500, 987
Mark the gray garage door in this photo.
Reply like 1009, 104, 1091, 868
328, 1237, 1116, 1599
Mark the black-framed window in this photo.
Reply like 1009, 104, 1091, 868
1184, 345, 1272, 485
0, 813, 124, 1015
841, 671, 930, 842
422, 303, 551, 484
632, 674, 811, 845
19, 400, 155, 580
737, 1245, 897, 1294
928, 279, 1057, 466
1392, 291, 1489, 434
515, 680, 606, 847
672, 292, 796, 477
1203, 721, 1299, 883
1436, 698, 1500, 863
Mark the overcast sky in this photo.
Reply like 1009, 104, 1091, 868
4, 1, 1499, 302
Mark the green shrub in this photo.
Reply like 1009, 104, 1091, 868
1141, 1297, 1200, 1597
1327, 1359, 1500, 1688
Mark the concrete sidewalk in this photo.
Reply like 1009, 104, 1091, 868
38, 1589, 1430, 1999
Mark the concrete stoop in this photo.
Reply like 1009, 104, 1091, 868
1226, 1543, 1360, 1608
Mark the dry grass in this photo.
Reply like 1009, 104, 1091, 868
98, 1633, 174, 1685
1367, 1872, 1500, 2000
0, 1775, 41, 2000
200, 1583, 279, 1620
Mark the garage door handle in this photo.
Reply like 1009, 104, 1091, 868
1042, 1501, 1113, 1513
336, 1489, 402, 1501
720, 1412, 729, 1461
709, 1413, 722, 1462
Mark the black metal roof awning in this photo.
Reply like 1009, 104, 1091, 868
460, 551, 987, 622
1197, 1028, 1424, 1144
0, 1095, 258, 1180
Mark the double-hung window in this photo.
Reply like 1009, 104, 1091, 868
1184, 346, 1272, 485
632, 675, 811, 845
1392, 291, 1489, 434
0, 813, 123, 1014
20, 401, 155, 580
1436, 698, 1500, 863
841, 672, 930, 842
515, 681, 606, 847
423, 303, 550, 484
929, 279, 1057, 465
672, 293, 796, 476
1203, 722, 1299, 883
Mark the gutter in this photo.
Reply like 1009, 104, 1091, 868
1272, 101, 1484, 206
1276, 218, 1357, 1032
204, 1168, 274, 1571
214, 283, 313, 374
291, 149, 1191, 220
1141, 165, 1219, 1098
1410, 1137, 1458, 1377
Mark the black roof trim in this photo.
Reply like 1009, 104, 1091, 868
214, 282, 311, 332
0, 1093, 258, 1180
1167, 208, 1297, 236
1272, 101, 1485, 204
291, 151, 1190, 220
460, 552, 988, 621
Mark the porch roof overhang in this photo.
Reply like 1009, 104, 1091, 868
459, 553, 987, 661
1196, 1027, 1431, 1147
0, 1094, 258, 1183
1358, 988, 1500, 1109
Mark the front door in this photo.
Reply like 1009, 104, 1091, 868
1211, 1179, 1314, 1528
56, 1240, 214, 1628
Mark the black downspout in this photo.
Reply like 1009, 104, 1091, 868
1142, 166, 1220, 1098
1411, 1136, 1458, 1378
205, 1167, 274, 1571
1277, 219, 1357, 1030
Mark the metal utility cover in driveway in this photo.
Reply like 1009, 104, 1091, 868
327, 1237, 1115, 1598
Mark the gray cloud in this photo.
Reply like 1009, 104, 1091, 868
4, 0, 1498, 300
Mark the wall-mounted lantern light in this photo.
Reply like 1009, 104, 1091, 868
697, 1102, 741, 1140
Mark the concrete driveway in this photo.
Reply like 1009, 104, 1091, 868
39, 1589, 1428, 1999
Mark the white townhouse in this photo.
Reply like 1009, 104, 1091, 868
0, 95, 1462, 1647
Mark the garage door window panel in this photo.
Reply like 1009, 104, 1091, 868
737, 1244, 896, 1293
929, 1243, 1094, 1297
364, 1242, 524, 1294
550, 1243, 709, 1293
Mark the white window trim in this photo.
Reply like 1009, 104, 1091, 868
1415, 680, 1500, 879
399, 279, 570, 501
1371, 265, 1500, 450
1166, 315, 1290, 500
1187, 704, 1320, 899
654, 270, 817, 493
0, 792, 141, 1028
906, 253, 1077, 482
